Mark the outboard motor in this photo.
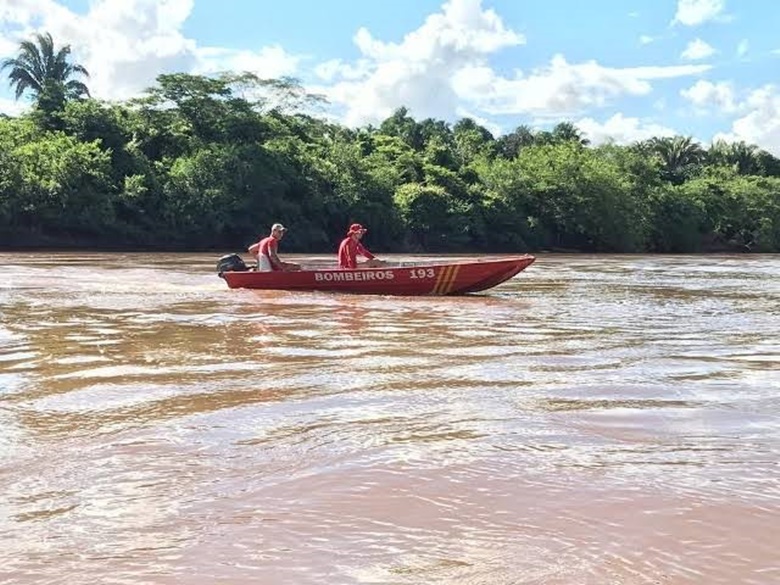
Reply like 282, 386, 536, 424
217, 253, 248, 277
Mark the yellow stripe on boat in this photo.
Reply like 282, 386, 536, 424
432, 265, 452, 294
441, 265, 460, 294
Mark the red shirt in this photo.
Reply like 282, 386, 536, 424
258, 236, 282, 270
338, 236, 374, 269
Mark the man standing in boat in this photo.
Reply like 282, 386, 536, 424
248, 223, 300, 272
338, 223, 386, 269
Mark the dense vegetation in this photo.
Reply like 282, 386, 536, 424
1, 34, 779, 253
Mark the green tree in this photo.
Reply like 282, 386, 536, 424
647, 187, 705, 252
551, 121, 589, 145
644, 135, 705, 184
394, 183, 470, 250
514, 142, 649, 251
417, 118, 455, 152
471, 154, 538, 250
133, 73, 269, 147
379, 107, 424, 151
452, 117, 495, 165
0, 123, 112, 242
757, 149, 780, 177
0, 32, 89, 119
318, 135, 403, 249
708, 140, 761, 175
496, 124, 536, 159
675, 168, 780, 251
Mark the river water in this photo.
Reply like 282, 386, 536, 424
1, 252, 778, 585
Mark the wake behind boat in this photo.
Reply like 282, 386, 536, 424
216, 254, 536, 296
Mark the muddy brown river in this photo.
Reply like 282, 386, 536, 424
1, 252, 778, 584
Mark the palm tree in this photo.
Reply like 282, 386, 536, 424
497, 124, 537, 158
647, 135, 705, 183
0, 32, 90, 112
551, 121, 590, 146
708, 139, 761, 175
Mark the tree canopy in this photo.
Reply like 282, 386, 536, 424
2, 33, 779, 254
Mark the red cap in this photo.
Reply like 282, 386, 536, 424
348, 223, 367, 235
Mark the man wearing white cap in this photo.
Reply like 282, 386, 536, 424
248, 223, 300, 272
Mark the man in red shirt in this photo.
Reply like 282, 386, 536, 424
338, 223, 385, 269
248, 223, 300, 271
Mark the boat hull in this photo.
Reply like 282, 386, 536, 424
220, 255, 535, 296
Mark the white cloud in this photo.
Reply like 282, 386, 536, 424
715, 85, 780, 155
681, 38, 716, 60
736, 39, 749, 57
0, 32, 16, 56
683, 81, 780, 155
681, 79, 737, 112
321, 0, 710, 128
194, 45, 299, 79
0, 0, 301, 102
450, 56, 710, 118
639, 35, 655, 45
576, 113, 677, 145
319, 0, 525, 126
1, 0, 762, 155
314, 58, 372, 83
672, 0, 726, 26
0, 96, 28, 116
0, 0, 198, 99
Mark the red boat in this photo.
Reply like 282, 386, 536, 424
217, 255, 535, 296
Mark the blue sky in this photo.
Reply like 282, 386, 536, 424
1, 0, 778, 154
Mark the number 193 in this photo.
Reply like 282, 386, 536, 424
409, 268, 435, 279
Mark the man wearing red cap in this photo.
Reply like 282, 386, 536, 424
338, 223, 385, 269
